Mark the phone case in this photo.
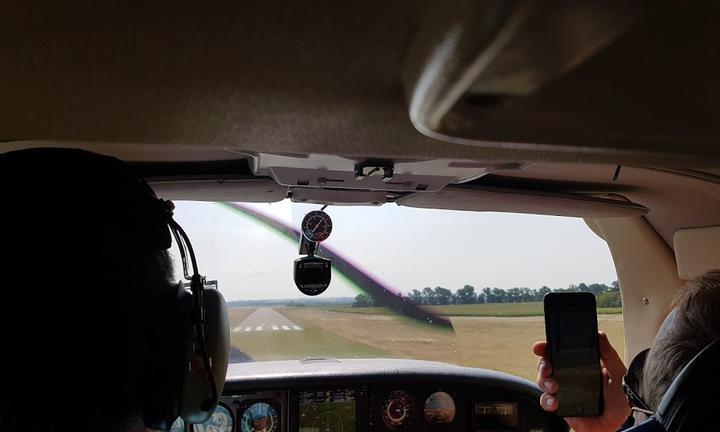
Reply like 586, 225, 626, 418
543, 292, 603, 417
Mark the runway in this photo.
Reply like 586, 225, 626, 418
231, 307, 303, 333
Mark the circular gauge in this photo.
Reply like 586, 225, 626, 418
301, 210, 333, 242
240, 402, 279, 432
382, 390, 414, 430
423, 391, 456, 424
195, 403, 234, 432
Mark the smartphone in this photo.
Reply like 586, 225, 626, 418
543, 292, 603, 417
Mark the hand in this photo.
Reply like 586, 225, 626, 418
532, 331, 630, 432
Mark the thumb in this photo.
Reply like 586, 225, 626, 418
598, 331, 626, 377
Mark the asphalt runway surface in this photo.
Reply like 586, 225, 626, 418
231, 307, 303, 333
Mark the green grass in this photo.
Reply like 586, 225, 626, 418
226, 305, 625, 380
282, 307, 625, 380
227, 307, 255, 323
231, 328, 386, 361
323, 302, 622, 317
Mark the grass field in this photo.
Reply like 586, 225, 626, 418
324, 302, 623, 317
228, 304, 625, 382
227, 307, 255, 323
231, 327, 386, 361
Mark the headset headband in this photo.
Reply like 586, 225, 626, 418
162, 199, 219, 412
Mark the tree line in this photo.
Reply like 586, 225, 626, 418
353, 281, 621, 308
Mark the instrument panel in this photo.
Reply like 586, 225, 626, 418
171, 391, 288, 432
298, 389, 358, 431
175, 389, 557, 431
173, 358, 566, 432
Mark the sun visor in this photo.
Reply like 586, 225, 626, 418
397, 186, 648, 218
674, 227, 720, 280
402, 0, 720, 165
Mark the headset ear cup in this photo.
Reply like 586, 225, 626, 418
173, 285, 194, 422
139, 282, 190, 430
179, 287, 230, 424
204, 288, 230, 398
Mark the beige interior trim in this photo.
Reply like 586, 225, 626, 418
673, 226, 720, 280
398, 185, 648, 218
151, 180, 286, 203
585, 217, 683, 361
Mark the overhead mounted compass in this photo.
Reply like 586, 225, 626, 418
301, 210, 333, 243
295, 209, 333, 296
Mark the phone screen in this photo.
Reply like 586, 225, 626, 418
544, 293, 603, 417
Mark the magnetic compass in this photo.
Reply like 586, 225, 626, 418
301, 210, 333, 242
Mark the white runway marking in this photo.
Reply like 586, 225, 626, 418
235, 308, 306, 332
235, 324, 303, 332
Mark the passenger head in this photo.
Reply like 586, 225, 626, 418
0, 148, 176, 431
642, 270, 720, 410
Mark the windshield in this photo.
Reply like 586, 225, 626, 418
172, 201, 623, 381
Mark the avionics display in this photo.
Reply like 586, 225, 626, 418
298, 389, 356, 432
472, 402, 518, 430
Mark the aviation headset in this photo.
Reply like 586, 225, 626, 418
0, 148, 229, 430
117, 164, 230, 429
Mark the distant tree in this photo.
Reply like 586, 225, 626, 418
406, 281, 621, 305
554, 284, 578, 293
434, 287, 453, 305
353, 293, 374, 307
481, 287, 492, 303
522, 287, 534, 302
492, 288, 508, 303
421, 287, 436, 305
537, 286, 552, 300
586, 283, 606, 295
597, 291, 622, 307
408, 289, 423, 305
507, 287, 522, 303
454, 285, 477, 304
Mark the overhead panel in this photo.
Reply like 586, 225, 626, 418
250, 153, 530, 205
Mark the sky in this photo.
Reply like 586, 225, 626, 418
170, 200, 618, 301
